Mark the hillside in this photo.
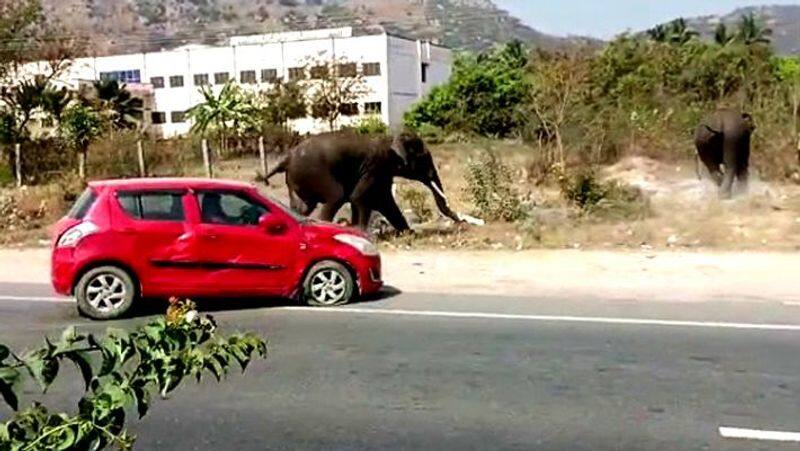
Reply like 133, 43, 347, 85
680, 4, 800, 55
39, 0, 581, 55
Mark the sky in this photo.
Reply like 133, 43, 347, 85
494, 0, 800, 39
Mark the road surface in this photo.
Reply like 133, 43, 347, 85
0, 282, 798, 450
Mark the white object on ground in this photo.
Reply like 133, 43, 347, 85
458, 214, 485, 226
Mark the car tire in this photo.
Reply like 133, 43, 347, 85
302, 261, 356, 307
75, 266, 137, 320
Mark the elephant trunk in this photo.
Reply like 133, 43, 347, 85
425, 174, 461, 223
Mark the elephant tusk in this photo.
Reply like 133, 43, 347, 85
430, 181, 448, 202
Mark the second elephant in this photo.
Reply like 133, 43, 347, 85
265, 131, 461, 231
694, 109, 755, 198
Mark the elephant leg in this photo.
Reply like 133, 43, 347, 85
351, 201, 373, 230
375, 193, 411, 232
719, 137, 739, 199
289, 190, 317, 216
735, 138, 751, 195
318, 198, 346, 222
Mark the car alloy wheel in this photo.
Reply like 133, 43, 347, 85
75, 266, 136, 320
86, 273, 128, 313
303, 261, 355, 307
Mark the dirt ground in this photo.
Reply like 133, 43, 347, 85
3, 247, 798, 304
3, 140, 800, 252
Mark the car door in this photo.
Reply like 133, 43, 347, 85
113, 190, 197, 295
186, 189, 301, 294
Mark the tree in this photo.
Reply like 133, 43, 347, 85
666, 18, 698, 45
186, 82, 258, 155
257, 79, 307, 129
90, 79, 143, 130
776, 57, 800, 164
736, 12, 772, 46
307, 56, 370, 131
60, 103, 104, 179
525, 50, 590, 166
0, 0, 42, 82
647, 25, 669, 43
405, 41, 530, 137
0, 299, 266, 450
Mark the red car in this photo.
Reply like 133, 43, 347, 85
51, 178, 382, 320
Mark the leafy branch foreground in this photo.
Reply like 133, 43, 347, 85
0, 299, 267, 450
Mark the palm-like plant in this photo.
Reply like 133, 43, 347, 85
666, 18, 698, 45
714, 23, 736, 46
647, 25, 669, 43
39, 86, 71, 122
60, 103, 105, 179
91, 79, 143, 130
186, 82, 259, 155
737, 12, 772, 46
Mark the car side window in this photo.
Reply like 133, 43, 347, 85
117, 192, 185, 221
198, 192, 268, 226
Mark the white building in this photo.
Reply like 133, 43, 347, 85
36, 27, 452, 137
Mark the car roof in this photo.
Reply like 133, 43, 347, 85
89, 178, 255, 192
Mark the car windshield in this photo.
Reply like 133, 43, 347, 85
257, 191, 308, 223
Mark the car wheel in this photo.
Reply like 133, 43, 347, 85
303, 261, 355, 307
75, 266, 137, 320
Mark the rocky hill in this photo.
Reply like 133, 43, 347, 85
678, 4, 800, 55
40, 0, 584, 55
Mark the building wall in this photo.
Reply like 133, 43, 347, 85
24, 28, 451, 138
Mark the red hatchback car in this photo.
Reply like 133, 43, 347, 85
51, 178, 382, 320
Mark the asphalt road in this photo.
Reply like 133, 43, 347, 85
1, 283, 799, 450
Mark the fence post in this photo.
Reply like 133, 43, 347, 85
258, 136, 268, 180
137, 139, 146, 177
14, 143, 21, 187
202, 139, 213, 178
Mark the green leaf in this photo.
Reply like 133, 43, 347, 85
0, 378, 18, 410
64, 351, 94, 390
131, 386, 150, 418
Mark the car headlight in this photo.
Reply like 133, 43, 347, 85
334, 234, 379, 256
57, 221, 99, 248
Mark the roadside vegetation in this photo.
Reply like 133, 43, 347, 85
1, 3, 800, 251
0, 299, 266, 450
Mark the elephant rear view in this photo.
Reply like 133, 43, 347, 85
694, 109, 755, 199
265, 131, 461, 231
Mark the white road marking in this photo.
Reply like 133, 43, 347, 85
282, 307, 800, 332
782, 301, 800, 307
719, 427, 800, 442
0, 295, 69, 303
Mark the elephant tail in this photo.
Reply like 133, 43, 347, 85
695, 153, 702, 180
263, 155, 290, 186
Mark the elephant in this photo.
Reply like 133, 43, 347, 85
694, 109, 755, 199
264, 131, 461, 231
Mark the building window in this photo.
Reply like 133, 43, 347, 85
150, 77, 165, 89
336, 63, 357, 78
194, 74, 209, 86
288, 67, 306, 81
364, 102, 382, 115
214, 72, 230, 85
151, 112, 166, 124
362, 63, 381, 77
339, 103, 359, 116
169, 75, 184, 88
310, 65, 329, 79
421, 63, 429, 83
261, 69, 278, 83
240, 70, 257, 84
170, 111, 186, 123
99, 70, 141, 84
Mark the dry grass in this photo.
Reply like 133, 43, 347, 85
5, 139, 800, 251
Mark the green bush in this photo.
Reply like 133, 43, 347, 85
464, 149, 527, 222
352, 115, 389, 135
560, 168, 650, 220
398, 187, 433, 223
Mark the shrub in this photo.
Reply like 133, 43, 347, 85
559, 168, 650, 220
352, 115, 388, 135
398, 187, 433, 223
464, 149, 527, 222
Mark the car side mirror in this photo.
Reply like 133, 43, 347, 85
258, 214, 287, 235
